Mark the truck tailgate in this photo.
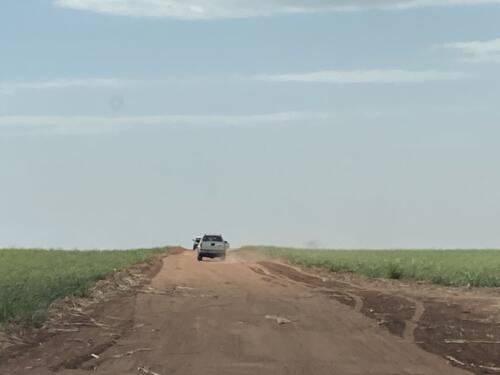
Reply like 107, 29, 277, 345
201, 241, 225, 251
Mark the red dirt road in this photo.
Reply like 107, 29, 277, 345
1, 251, 473, 375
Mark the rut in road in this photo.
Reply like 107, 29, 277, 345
254, 260, 426, 343
0, 251, 471, 375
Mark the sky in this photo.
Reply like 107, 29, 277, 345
1, 0, 500, 249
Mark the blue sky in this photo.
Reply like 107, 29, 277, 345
1, 0, 500, 249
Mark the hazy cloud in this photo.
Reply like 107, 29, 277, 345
443, 38, 500, 63
0, 112, 336, 135
0, 78, 124, 95
1, 70, 466, 97
54, 0, 500, 19
257, 69, 466, 84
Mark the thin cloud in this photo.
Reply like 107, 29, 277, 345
0, 78, 124, 95
0, 69, 468, 98
443, 38, 500, 63
0, 112, 335, 135
0, 76, 244, 96
257, 69, 467, 84
394, 0, 500, 8
54, 0, 500, 19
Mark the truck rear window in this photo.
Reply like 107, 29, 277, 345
203, 235, 223, 242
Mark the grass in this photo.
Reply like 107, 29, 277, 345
241, 246, 500, 287
0, 248, 166, 326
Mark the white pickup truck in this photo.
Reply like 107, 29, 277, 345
197, 234, 229, 261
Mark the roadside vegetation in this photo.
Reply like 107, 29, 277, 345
242, 247, 500, 287
0, 248, 165, 325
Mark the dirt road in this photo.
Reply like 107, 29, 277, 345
1, 251, 475, 375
